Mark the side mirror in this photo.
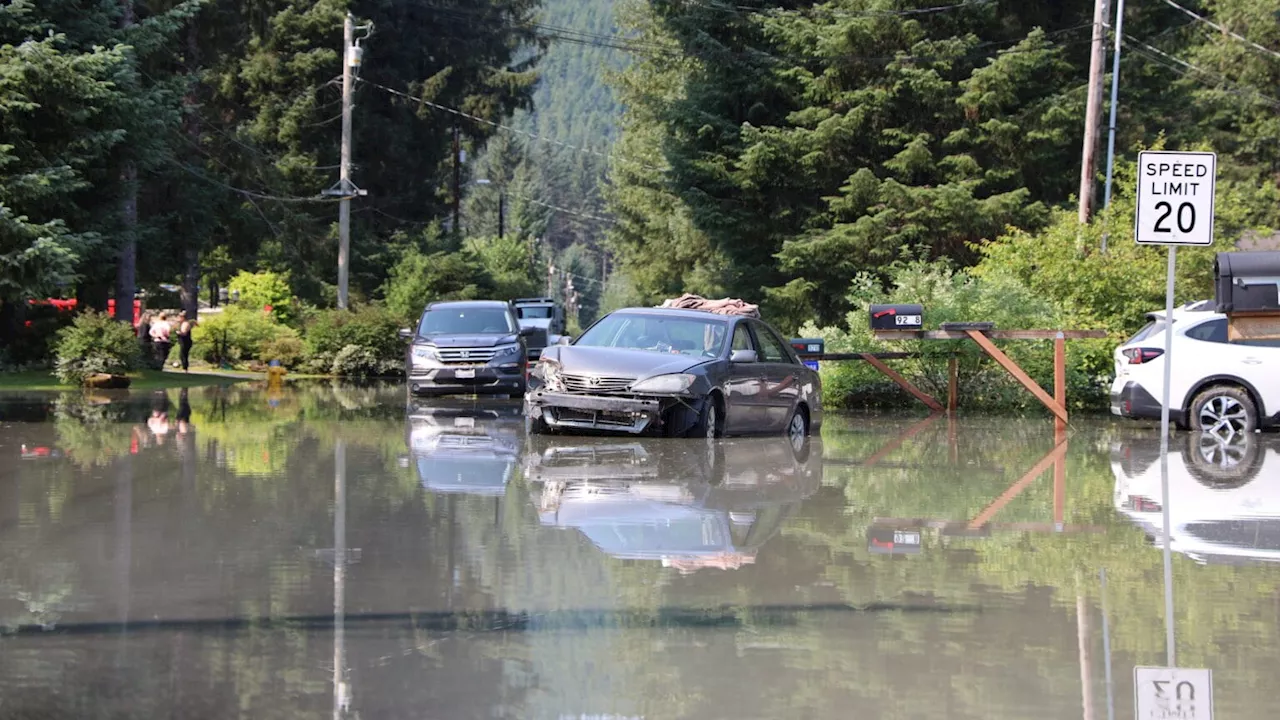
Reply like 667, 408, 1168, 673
519, 326, 537, 337
557, 335, 573, 346
730, 349, 758, 364
398, 328, 413, 340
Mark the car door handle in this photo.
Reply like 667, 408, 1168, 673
1243, 358, 1263, 365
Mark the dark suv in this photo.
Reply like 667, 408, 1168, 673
400, 300, 534, 397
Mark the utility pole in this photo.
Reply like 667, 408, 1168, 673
326, 14, 368, 309
1100, 0, 1127, 253
337, 14, 354, 310
497, 191, 505, 239
1078, 0, 1110, 224
452, 126, 461, 232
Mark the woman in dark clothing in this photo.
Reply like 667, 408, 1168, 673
176, 311, 195, 372
137, 312, 153, 366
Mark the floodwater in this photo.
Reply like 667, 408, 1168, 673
1, 383, 1278, 719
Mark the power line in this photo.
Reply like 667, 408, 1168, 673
678, 0, 997, 18
1155, 0, 1280, 61
357, 77, 664, 172
166, 158, 341, 203
1122, 34, 1280, 109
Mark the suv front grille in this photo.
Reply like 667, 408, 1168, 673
437, 348, 497, 364
562, 374, 635, 393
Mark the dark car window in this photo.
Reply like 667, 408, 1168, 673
517, 306, 553, 319
1185, 318, 1228, 344
752, 322, 791, 363
577, 313, 729, 356
418, 307, 516, 335
731, 323, 754, 353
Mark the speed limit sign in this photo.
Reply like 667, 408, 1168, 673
1135, 150, 1217, 246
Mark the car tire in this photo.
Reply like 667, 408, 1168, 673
786, 405, 810, 449
526, 413, 553, 436
1189, 385, 1258, 435
685, 394, 723, 439
1183, 431, 1263, 488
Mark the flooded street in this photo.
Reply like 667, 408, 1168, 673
2, 383, 1279, 719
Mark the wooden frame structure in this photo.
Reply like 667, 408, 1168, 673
801, 329, 1107, 429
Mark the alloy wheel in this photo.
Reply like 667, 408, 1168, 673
1198, 395, 1248, 437
788, 411, 807, 446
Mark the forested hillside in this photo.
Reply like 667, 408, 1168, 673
606, 0, 1280, 332
464, 0, 622, 326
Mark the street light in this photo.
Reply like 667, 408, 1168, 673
472, 178, 505, 239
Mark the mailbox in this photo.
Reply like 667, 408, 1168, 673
1215, 251, 1280, 314
789, 338, 824, 356
867, 526, 923, 555
870, 304, 923, 331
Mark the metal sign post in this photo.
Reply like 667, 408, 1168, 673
1132, 150, 1216, 708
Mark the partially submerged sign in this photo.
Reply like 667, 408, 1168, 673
1135, 151, 1217, 247
1134, 667, 1213, 720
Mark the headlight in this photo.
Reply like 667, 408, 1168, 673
630, 373, 696, 394
411, 345, 437, 363
533, 359, 564, 391
492, 343, 520, 359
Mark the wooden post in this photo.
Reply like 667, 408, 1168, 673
859, 353, 944, 412
947, 354, 959, 415
1054, 332, 1067, 434
965, 331, 1068, 424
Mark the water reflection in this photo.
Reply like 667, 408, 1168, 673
405, 397, 523, 496
1112, 431, 1280, 564
525, 435, 822, 572
3, 388, 1280, 719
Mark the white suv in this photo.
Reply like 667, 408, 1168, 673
1111, 301, 1280, 433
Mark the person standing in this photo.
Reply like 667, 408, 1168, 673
150, 312, 172, 369
176, 311, 195, 372
137, 312, 153, 363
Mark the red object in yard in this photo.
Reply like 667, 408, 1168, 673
26, 298, 143, 326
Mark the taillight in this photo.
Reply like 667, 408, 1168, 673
1122, 347, 1165, 364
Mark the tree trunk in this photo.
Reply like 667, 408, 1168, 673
116, 162, 138, 324
179, 19, 201, 321
115, 0, 137, 325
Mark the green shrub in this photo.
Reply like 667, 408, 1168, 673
303, 305, 404, 374
383, 247, 493, 320
259, 335, 305, 368
193, 307, 298, 366
330, 344, 401, 377
52, 311, 143, 385
227, 270, 296, 323
800, 262, 1110, 412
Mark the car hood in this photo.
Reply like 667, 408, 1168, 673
418, 333, 519, 348
544, 345, 705, 378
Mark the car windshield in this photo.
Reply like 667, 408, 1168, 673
517, 306, 553, 319
576, 313, 729, 356
417, 307, 515, 335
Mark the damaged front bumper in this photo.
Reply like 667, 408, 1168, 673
525, 389, 697, 435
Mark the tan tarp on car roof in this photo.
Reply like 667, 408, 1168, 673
659, 293, 761, 318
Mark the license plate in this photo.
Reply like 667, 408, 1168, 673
454, 416, 475, 428
455, 369, 475, 379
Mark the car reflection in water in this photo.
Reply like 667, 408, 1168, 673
525, 434, 823, 572
1112, 431, 1280, 565
405, 398, 525, 496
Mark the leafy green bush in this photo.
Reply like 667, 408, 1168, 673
259, 335, 305, 368
52, 311, 143, 385
193, 307, 298, 366
303, 305, 404, 376
227, 270, 296, 323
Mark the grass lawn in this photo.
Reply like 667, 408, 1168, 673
0, 368, 250, 392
